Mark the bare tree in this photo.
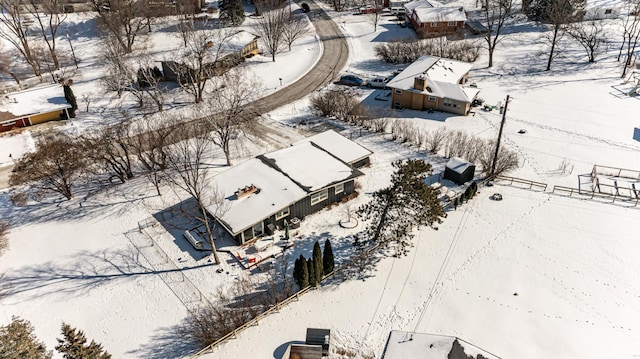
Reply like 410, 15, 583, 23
482, 0, 513, 68
366, 0, 383, 32
568, 19, 606, 63
201, 68, 261, 166
93, 0, 148, 53
174, 27, 239, 103
0, 42, 18, 85
0, 221, 9, 257
100, 35, 131, 97
135, 58, 165, 112
310, 88, 360, 121
479, 139, 518, 175
9, 135, 85, 200
426, 127, 447, 154
253, 0, 287, 62
281, 14, 309, 51
131, 114, 176, 196
81, 120, 136, 183
619, 1, 640, 77
0, 0, 42, 77
543, 0, 580, 71
26, 0, 67, 70
166, 121, 224, 264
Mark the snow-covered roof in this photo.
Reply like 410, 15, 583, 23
387, 55, 477, 102
209, 134, 366, 235
296, 130, 372, 165
446, 156, 473, 174
404, 0, 436, 13
1, 84, 72, 119
208, 158, 307, 235
263, 142, 358, 192
382, 331, 500, 359
219, 30, 259, 54
414, 5, 467, 22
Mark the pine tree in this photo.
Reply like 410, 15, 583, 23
307, 257, 317, 287
0, 316, 52, 359
323, 239, 334, 275
55, 323, 111, 359
312, 241, 323, 283
357, 159, 445, 256
284, 220, 290, 240
218, 0, 245, 26
293, 255, 308, 289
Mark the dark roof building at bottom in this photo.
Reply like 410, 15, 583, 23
382, 331, 501, 359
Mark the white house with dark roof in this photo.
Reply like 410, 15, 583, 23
386, 55, 480, 115
382, 331, 501, 359
208, 131, 372, 244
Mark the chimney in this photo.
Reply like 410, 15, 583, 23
235, 184, 259, 199
414, 75, 427, 91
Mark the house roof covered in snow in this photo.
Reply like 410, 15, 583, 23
446, 156, 474, 174
404, 0, 437, 13
386, 55, 478, 102
209, 132, 365, 235
382, 331, 500, 359
414, 5, 467, 23
219, 30, 259, 54
1, 84, 72, 119
208, 158, 307, 236
295, 130, 372, 166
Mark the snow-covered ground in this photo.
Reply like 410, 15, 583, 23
1, 3, 640, 359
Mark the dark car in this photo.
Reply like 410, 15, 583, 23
301, 3, 310, 12
338, 75, 364, 86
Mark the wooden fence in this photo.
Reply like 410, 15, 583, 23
493, 175, 547, 191
552, 185, 639, 206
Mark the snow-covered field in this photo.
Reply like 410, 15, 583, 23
1, 2, 640, 359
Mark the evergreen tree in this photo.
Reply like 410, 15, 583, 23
322, 239, 334, 275
63, 84, 78, 118
307, 257, 317, 287
357, 159, 445, 256
312, 241, 323, 283
0, 316, 52, 359
219, 0, 245, 26
55, 323, 111, 359
293, 255, 309, 289
284, 220, 290, 240
453, 197, 458, 210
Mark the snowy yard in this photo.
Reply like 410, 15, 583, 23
1, 1, 640, 358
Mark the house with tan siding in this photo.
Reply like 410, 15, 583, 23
386, 55, 479, 115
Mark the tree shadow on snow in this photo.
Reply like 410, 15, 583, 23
128, 319, 200, 359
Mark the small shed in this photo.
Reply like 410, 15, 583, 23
306, 328, 331, 356
444, 157, 475, 185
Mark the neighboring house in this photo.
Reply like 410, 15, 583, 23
208, 130, 372, 244
444, 157, 476, 185
404, 0, 466, 38
161, 30, 260, 83
381, 330, 501, 359
0, 84, 72, 133
386, 55, 480, 115
281, 328, 331, 359
580, 0, 624, 19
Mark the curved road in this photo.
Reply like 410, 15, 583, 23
253, 0, 349, 113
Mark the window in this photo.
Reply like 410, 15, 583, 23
310, 189, 328, 206
430, 22, 438, 27
443, 98, 460, 108
428, 96, 436, 102
335, 183, 344, 194
394, 89, 402, 95
448, 21, 457, 26
276, 207, 290, 220
604, 8, 612, 14
394, 102, 401, 109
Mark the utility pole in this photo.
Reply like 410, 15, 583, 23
490, 94, 509, 177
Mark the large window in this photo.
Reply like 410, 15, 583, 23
335, 182, 344, 194
310, 189, 328, 206
447, 21, 457, 26
430, 22, 438, 27
276, 207, 290, 220
428, 96, 436, 102
394, 89, 402, 95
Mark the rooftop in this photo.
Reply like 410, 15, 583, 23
1, 84, 71, 120
382, 331, 501, 359
295, 129, 373, 165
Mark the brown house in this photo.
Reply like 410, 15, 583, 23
386, 55, 479, 116
404, 0, 466, 38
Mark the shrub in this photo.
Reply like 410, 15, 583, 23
375, 38, 481, 64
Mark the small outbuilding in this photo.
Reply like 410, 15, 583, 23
306, 328, 331, 356
444, 157, 475, 185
